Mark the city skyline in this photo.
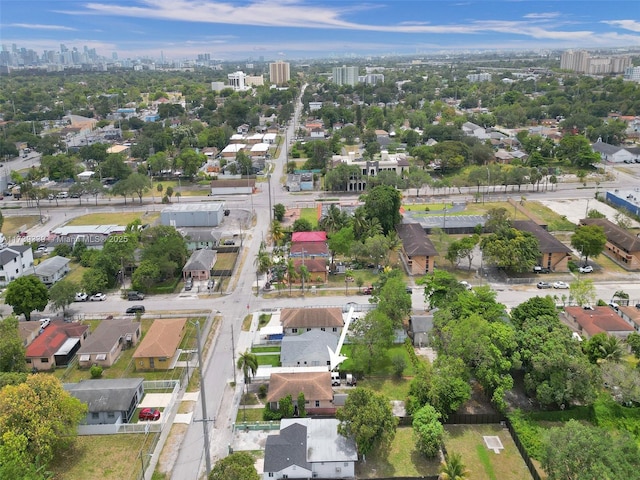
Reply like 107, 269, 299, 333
2, 1, 640, 61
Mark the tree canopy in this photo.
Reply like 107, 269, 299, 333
4, 276, 49, 321
208, 452, 259, 480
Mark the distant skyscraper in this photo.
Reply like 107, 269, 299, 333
332, 65, 358, 86
561, 50, 631, 74
269, 60, 290, 86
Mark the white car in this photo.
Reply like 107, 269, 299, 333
39, 318, 51, 329
74, 292, 88, 302
459, 281, 472, 290
579, 265, 593, 273
89, 293, 106, 301
553, 281, 570, 289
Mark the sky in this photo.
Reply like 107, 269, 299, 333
2, 0, 640, 61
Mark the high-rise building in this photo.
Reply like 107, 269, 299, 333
561, 50, 630, 74
269, 60, 290, 86
332, 65, 359, 86
624, 66, 640, 83
227, 71, 248, 91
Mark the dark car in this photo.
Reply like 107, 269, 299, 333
126, 305, 145, 315
533, 266, 550, 274
138, 408, 160, 421
127, 291, 145, 301
537, 281, 552, 289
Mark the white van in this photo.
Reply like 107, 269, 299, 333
331, 372, 340, 386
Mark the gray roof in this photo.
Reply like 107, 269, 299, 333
34, 255, 70, 276
592, 140, 624, 155
182, 228, 221, 243
77, 318, 140, 355
513, 220, 572, 254
0, 246, 29, 265
162, 202, 223, 213
64, 378, 144, 412
281, 418, 358, 463
183, 249, 217, 272
280, 330, 338, 366
410, 314, 434, 334
396, 223, 438, 256
264, 422, 311, 473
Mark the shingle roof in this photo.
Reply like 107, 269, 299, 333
292, 258, 327, 273
64, 378, 144, 412
280, 308, 344, 329
34, 255, 70, 277
25, 322, 88, 358
0, 245, 30, 266
266, 372, 333, 403
580, 218, 640, 252
280, 330, 338, 366
281, 418, 358, 463
513, 220, 572, 253
264, 422, 310, 473
133, 318, 187, 358
564, 307, 634, 337
77, 318, 140, 355
183, 249, 217, 272
292, 231, 327, 243
290, 242, 328, 257
591, 141, 623, 155
396, 223, 438, 256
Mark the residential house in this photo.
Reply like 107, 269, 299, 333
263, 418, 357, 480
409, 313, 434, 347
65, 378, 144, 425
183, 228, 221, 251
132, 318, 188, 371
329, 151, 409, 192
0, 245, 34, 286
579, 218, 640, 270
513, 220, 572, 272
280, 307, 344, 336
396, 223, 438, 275
25, 321, 89, 371
76, 318, 141, 368
18, 321, 41, 347
267, 372, 335, 415
592, 139, 636, 163
290, 231, 329, 258
293, 258, 328, 284
280, 330, 338, 368
617, 305, 640, 332
182, 249, 217, 280
34, 255, 70, 285
462, 122, 490, 140
220, 143, 247, 159
375, 129, 392, 147
563, 306, 635, 339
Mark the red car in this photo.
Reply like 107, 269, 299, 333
138, 408, 161, 421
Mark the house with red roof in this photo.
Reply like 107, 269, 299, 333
290, 231, 329, 258
563, 306, 635, 339
25, 321, 89, 371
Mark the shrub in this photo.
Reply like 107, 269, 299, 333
392, 354, 407, 378
90, 365, 103, 378
263, 404, 282, 421
258, 384, 267, 399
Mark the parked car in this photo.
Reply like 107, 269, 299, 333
127, 291, 145, 301
579, 265, 594, 273
89, 293, 106, 301
608, 302, 620, 311
39, 318, 51, 329
56, 191, 69, 199
537, 281, 552, 289
636, 303, 640, 310
138, 408, 160, 421
553, 281, 570, 289
17, 231, 27, 238
126, 305, 145, 315
460, 281, 473, 290
74, 292, 88, 302
207, 279, 215, 290
184, 279, 193, 291
533, 266, 550, 274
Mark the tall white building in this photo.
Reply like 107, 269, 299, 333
561, 50, 631, 74
227, 71, 248, 91
269, 61, 290, 86
466, 73, 492, 83
332, 65, 359, 86
624, 66, 640, 83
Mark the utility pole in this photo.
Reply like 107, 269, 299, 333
194, 321, 212, 476
267, 173, 273, 223
231, 324, 237, 384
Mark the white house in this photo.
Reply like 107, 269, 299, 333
591, 139, 636, 163
0, 245, 34, 286
462, 121, 490, 140
34, 255, 70, 285
263, 418, 357, 480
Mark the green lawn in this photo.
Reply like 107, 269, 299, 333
65, 211, 159, 226
357, 377, 411, 402
235, 408, 265, 423
299, 207, 319, 228
49, 434, 154, 480
213, 252, 238, 270
1, 215, 41, 236
357, 426, 440, 478
252, 346, 281, 353
256, 354, 280, 366
444, 424, 531, 480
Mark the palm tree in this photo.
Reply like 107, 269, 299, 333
599, 336, 623, 363
254, 242, 272, 294
286, 258, 298, 296
236, 350, 258, 421
320, 204, 345, 235
299, 265, 310, 294
270, 220, 285, 246
439, 452, 470, 480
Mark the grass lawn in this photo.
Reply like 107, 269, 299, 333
444, 424, 531, 480
236, 407, 265, 423
65, 211, 159, 226
256, 354, 280, 366
213, 252, 237, 270
357, 426, 440, 478
403, 202, 454, 212
252, 346, 281, 353
339, 344, 418, 388
2, 215, 41, 235
49, 433, 153, 480
241, 314, 253, 331
357, 377, 411, 402
522, 201, 576, 231
65, 261, 88, 285
299, 207, 319, 228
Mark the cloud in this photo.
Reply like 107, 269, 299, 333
523, 12, 561, 20
6, 23, 77, 31
603, 20, 640, 32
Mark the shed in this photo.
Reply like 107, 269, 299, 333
160, 203, 224, 228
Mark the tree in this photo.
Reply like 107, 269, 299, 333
297, 392, 307, 418
510, 295, 557, 329
571, 224, 606, 265
208, 452, 259, 480
273, 203, 285, 222
270, 220, 285, 246
285, 258, 297, 295
4, 276, 48, 321
124, 172, 152, 204
349, 310, 394, 373
336, 387, 397, 456
0, 374, 87, 467
377, 274, 412, 329
362, 185, 402, 235
438, 452, 470, 480
626, 332, 640, 359
420, 270, 467, 309
131, 260, 161, 293
82, 268, 109, 295
237, 350, 258, 388
556, 134, 601, 168
292, 218, 313, 232
428, 356, 471, 418
0, 316, 26, 373
327, 226, 355, 267
540, 420, 640, 480
48, 280, 78, 317
582, 332, 623, 364
140, 225, 187, 281
569, 278, 596, 308
412, 404, 444, 458
601, 362, 640, 405
480, 227, 540, 272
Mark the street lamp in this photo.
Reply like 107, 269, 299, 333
191, 320, 212, 476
